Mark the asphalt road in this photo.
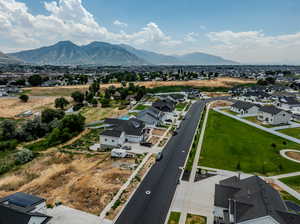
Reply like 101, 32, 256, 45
115, 100, 207, 224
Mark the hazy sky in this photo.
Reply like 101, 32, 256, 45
1, 0, 300, 64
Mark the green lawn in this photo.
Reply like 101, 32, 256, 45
279, 189, 300, 205
279, 127, 300, 139
244, 116, 274, 128
280, 175, 300, 193
185, 214, 206, 224
199, 110, 300, 176
134, 104, 149, 111
176, 102, 187, 111
168, 212, 181, 224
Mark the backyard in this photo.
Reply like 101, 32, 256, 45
199, 110, 300, 176
279, 127, 300, 139
175, 102, 188, 111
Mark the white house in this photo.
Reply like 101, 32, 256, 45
276, 96, 300, 114
230, 101, 260, 115
257, 105, 291, 125
100, 118, 146, 149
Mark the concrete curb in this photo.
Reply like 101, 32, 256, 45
99, 153, 152, 220
280, 149, 300, 164
164, 102, 204, 224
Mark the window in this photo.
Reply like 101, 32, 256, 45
112, 140, 115, 142
105, 138, 107, 142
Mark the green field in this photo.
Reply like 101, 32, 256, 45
279, 127, 300, 139
134, 104, 149, 111
280, 175, 300, 193
167, 212, 181, 224
199, 110, 300, 176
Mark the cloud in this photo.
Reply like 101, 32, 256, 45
0, 0, 180, 52
184, 32, 199, 42
113, 20, 127, 28
207, 30, 300, 64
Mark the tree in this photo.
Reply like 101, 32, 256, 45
0, 120, 17, 140
41, 108, 65, 124
91, 98, 98, 107
89, 81, 100, 96
15, 149, 34, 165
100, 98, 110, 107
28, 75, 43, 86
55, 97, 69, 110
71, 91, 85, 104
19, 94, 29, 102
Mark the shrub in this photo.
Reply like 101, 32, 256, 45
15, 149, 34, 165
19, 94, 29, 102
0, 140, 18, 152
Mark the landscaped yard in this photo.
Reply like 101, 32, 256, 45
279, 127, 300, 139
280, 175, 300, 193
176, 102, 187, 111
185, 214, 206, 224
243, 116, 274, 128
134, 104, 149, 111
199, 110, 300, 176
221, 109, 238, 115
167, 212, 181, 224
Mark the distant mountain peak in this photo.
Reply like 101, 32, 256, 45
7, 40, 239, 66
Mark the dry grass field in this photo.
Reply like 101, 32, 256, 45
0, 151, 136, 215
23, 77, 255, 96
0, 96, 72, 118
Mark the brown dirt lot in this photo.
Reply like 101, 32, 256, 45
152, 128, 167, 136
0, 96, 72, 118
210, 100, 233, 108
149, 136, 160, 145
80, 107, 128, 123
0, 151, 136, 215
286, 151, 300, 161
23, 78, 255, 96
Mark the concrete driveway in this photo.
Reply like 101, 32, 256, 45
47, 205, 110, 224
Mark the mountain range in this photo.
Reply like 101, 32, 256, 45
7, 41, 238, 66
0, 51, 22, 64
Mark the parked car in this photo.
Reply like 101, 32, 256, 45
140, 141, 152, 147
122, 146, 132, 150
156, 152, 163, 161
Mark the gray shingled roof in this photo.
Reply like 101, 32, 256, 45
259, 105, 284, 115
104, 118, 145, 136
231, 101, 260, 110
214, 176, 300, 224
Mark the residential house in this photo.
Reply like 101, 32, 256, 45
0, 192, 51, 224
276, 96, 300, 114
230, 101, 260, 115
257, 105, 291, 125
100, 118, 146, 149
214, 175, 300, 224
152, 99, 176, 113
136, 106, 164, 128
238, 91, 271, 103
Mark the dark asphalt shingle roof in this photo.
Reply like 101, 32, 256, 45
153, 99, 175, 112
101, 129, 123, 137
214, 176, 300, 224
259, 105, 284, 115
231, 101, 260, 110
279, 96, 300, 105
104, 118, 145, 136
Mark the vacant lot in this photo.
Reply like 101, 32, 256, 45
0, 151, 136, 215
80, 107, 128, 124
199, 110, 300, 176
280, 175, 300, 193
0, 96, 67, 118
279, 127, 300, 139
152, 128, 167, 136
23, 78, 255, 96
